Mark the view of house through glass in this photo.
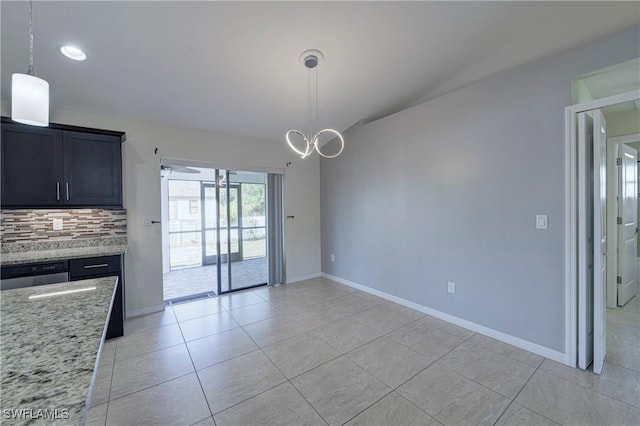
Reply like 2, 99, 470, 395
162, 167, 269, 302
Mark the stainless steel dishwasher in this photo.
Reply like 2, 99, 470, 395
1, 261, 69, 290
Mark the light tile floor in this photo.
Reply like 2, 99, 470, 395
88, 277, 640, 426
606, 291, 640, 374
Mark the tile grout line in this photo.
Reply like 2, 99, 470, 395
210, 320, 329, 425
256, 341, 330, 426
107, 370, 196, 404
332, 317, 474, 425
385, 330, 477, 399
491, 360, 560, 426
106, 285, 332, 422
367, 332, 507, 425
538, 362, 640, 411
112, 339, 185, 364
601, 358, 640, 374
176, 310, 217, 423
392, 392, 445, 426
232, 282, 393, 424
290, 316, 470, 425
462, 335, 545, 368
198, 283, 367, 424
329, 358, 396, 426
101, 338, 118, 426
429, 341, 543, 402
379, 323, 557, 420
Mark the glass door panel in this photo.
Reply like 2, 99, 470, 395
219, 184, 241, 262
202, 184, 218, 264
168, 180, 202, 270
229, 172, 268, 291
240, 182, 267, 259
217, 170, 230, 293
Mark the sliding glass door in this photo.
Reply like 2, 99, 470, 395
209, 169, 268, 294
165, 168, 272, 298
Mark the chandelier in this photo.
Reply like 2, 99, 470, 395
12, 0, 49, 127
286, 50, 344, 159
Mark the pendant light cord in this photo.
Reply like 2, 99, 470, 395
28, 0, 34, 75
307, 67, 312, 140
315, 65, 319, 139
306, 64, 320, 139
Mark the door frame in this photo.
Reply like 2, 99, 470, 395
201, 181, 218, 266
564, 89, 640, 367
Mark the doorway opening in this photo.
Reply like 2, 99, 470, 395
160, 162, 280, 304
605, 130, 640, 373
566, 91, 640, 374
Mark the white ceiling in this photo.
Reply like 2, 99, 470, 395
1, 1, 639, 143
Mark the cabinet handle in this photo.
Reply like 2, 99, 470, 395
83, 264, 110, 269
65, 182, 70, 201
56, 182, 60, 201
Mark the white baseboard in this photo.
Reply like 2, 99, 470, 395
286, 272, 321, 284
126, 303, 165, 318
322, 272, 566, 364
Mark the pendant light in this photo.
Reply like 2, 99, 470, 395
12, 0, 49, 127
286, 49, 344, 159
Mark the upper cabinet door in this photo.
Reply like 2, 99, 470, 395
1, 124, 64, 207
63, 131, 122, 206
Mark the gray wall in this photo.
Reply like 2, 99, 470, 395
321, 25, 640, 353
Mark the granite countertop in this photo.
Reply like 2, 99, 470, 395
0, 277, 117, 425
0, 245, 127, 266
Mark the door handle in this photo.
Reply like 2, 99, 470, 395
65, 182, 70, 201
56, 182, 60, 201
84, 264, 109, 269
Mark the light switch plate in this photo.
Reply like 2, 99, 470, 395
536, 215, 548, 229
143, 217, 152, 227
52, 218, 63, 231
448, 281, 456, 294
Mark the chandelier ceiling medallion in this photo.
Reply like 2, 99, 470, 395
12, 0, 49, 127
286, 49, 344, 159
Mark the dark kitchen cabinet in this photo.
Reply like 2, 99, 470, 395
63, 131, 122, 206
1, 125, 64, 207
1, 119, 125, 208
69, 255, 124, 339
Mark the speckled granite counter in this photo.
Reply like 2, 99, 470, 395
0, 277, 117, 425
0, 245, 127, 266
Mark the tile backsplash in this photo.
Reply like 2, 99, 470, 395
0, 209, 127, 245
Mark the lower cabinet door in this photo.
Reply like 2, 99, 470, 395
69, 255, 124, 339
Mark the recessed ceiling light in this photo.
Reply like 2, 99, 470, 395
59, 45, 86, 61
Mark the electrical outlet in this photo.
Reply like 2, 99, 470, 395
52, 218, 63, 231
331, 254, 335, 262
143, 216, 152, 227
448, 281, 456, 294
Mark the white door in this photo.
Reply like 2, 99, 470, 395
618, 143, 638, 306
578, 112, 594, 370
592, 110, 607, 374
